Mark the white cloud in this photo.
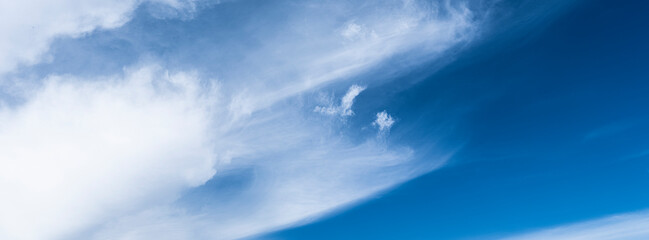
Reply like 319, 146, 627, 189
205, 0, 477, 114
0, 0, 196, 75
502, 210, 649, 240
315, 84, 366, 117
340, 22, 371, 41
373, 110, 396, 132
0, 66, 218, 240
0, 0, 478, 239
91, 140, 420, 240
0, 66, 441, 240
341, 22, 363, 39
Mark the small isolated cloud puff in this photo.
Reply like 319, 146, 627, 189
340, 22, 377, 41
503, 210, 649, 240
373, 110, 395, 132
341, 22, 364, 40
315, 84, 366, 117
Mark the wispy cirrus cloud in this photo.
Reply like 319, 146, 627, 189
315, 84, 366, 117
502, 210, 649, 240
0, 65, 423, 240
0, 0, 483, 239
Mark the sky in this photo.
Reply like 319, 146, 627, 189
0, 0, 648, 240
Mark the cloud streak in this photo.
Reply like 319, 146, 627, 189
0, 65, 428, 240
0, 0, 484, 239
502, 210, 649, 240
315, 84, 366, 117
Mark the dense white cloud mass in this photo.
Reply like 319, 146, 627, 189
0, 0, 196, 74
0, 0, 479, 239
503, 210, 649, 240
0, 67, 219, 240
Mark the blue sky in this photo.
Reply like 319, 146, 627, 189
0, 0, 648, 239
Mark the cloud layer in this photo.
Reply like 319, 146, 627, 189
0, 0, 481, 239
0, 67, 218, 240
503, 210, 649, 240
0, 65, 426, 240
0, 0, 197, 75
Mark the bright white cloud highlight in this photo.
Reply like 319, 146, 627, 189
0, 66, 218, 240
374, 110, 396, 132
503, 210, 649, 240
315, 84, 366, 117
0, 0, 196, 75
